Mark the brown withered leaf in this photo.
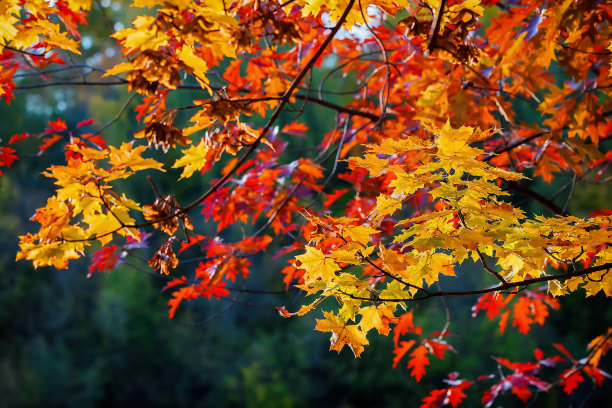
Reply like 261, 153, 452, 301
193, 99, 252, 123
400, 8, 482, 65
142, 195, 193, 235
149, 237, 178, 275
271, 20, 301, 45
126, 50, 182, 95
135, 119, 190, 152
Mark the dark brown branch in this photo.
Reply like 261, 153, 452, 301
252, 179, 303, 237
14, 80, 387, 122
14, 80, 128, 90
557, 41, 612, 56
293, 94, 390, 122
503, 180, 568, 216
427, 0, 447, 51
476, 248, 508, 285
457, 210, 509, 285
340, 262, 612, 303
485, 109, 612, 159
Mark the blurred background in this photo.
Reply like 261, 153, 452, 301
1, 2, 611, 407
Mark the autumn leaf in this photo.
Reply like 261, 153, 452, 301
341, 225, 380, 246
294, 246, 341, 284
358, 304, 398, 336
392, 340, 416, 369
408, 344, 430, 382
559, 369, 584, 395
109, 142, 164, 173
315, 311, 369, 358
435, 120, 482, 158
172, 140, 211, 179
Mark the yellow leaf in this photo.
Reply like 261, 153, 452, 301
367, 136, 432, 155
295, 246, 341, 284
85, 207, 136, 246
497, 253, 525, 280
104, 62, 134, 77
389, 171, 425, 196
341, 225, 379, 245
113, 15, 169, 51
178, 45, 209, 88
371, 195, 403, 222
359, 304, 398, 335
348, 154, 390, 177
436, 120, 481, 158
315, 311, 369, 357
172, 141, 210, 179
329, 249, 362, 265
109, 142, 165, 172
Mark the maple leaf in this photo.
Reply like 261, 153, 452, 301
172, 140, 211, 179
392, 340, 416, 369
88, 245, 120, 277
421, 374, 472, 408
408, 344, 430, 382
393, 311, 422, 346
435, 120, 482, 158
341, 225, 380, 246
358, 304, 398, 336
108, 142, 164, 173
559, 369, 584, 395
315, 311, 369, 358
0, 146, 18, 174
371, 195, 403, 223
167, 285, 200, 319
294, 246, 341, 284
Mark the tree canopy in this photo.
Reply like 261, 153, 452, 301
1, 0, 611, 405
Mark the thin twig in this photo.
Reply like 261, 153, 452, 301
427, 0, 447, 51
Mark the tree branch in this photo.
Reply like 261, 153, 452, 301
503, 180, 568, 216
427, 0, 447, 51
340, 262, 612, 303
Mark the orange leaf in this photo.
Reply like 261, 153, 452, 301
559, 369, 584, 395
392, 340, 415, 369
407, 344, 430, 382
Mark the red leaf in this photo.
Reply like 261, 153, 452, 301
553, 343, 574, 360
168, 286, 201, 319
392, 340, 415, 368
76, 118, 95, 128
420, 388, 447, 408
393, 311, 421, 346
0, 146, 18, 173
533, 348, 544, 361
499, 310, 510, 334
425, 339, 453, 359
179, 234, 206, 254
559, 369, 584, 395
8, 132, 29, 144
281, 121, 308, 137
472, 292, 507, 320
39, 134, 63, 154
408, 344, 430, 382
46, 118, 68, 133
88, 244, 120, 276
512, 296, 533, 334
323, 188, 349, 209
280, 264, 303, 289
446, 381, 472, 407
